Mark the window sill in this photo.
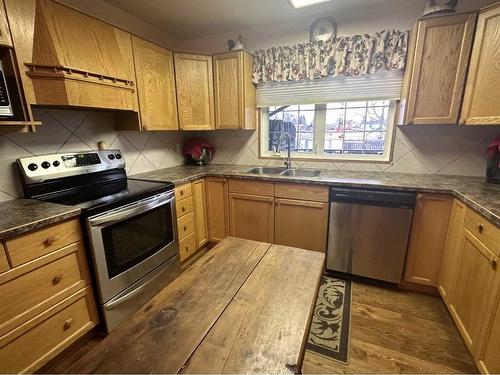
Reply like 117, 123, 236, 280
260, 153, 392, 164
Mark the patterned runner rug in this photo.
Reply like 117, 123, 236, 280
306, 276, 352, 364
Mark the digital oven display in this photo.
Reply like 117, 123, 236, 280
62, 153, 101, 168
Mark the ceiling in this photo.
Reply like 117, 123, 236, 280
103, 0, 424, 40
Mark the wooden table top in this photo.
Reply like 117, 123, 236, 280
69, 237, 325, 374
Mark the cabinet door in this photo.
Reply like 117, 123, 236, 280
449, 230, 499, 353
132, 37, 178, 131
403, 13, 476, 125
275, 198, 328, 252
477, 288, 500, 374
461, 4, 500, 125
174, 53, 214, 130
438, 199, 467, 303
404, 194, 452, 286
205, 178, 228, 242
229, 193, 274, 243
192, 179, 208, 248
0, 0, 12, 47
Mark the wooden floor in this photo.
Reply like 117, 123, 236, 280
302, 281, 477, 374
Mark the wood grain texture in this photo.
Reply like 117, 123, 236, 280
228, 178, 274, 196
177, 212, 195, 241
274, 198, 328, 252
192, 179, 208, 248
229, 192, 274, 243
174, 53, 215, 130
0, 0, 12, 46
5, 218, 82, 267
182, 244, 324, 374
206, 177, 229, 242
477, 283, 500, 373
178, 232, 196, 262
175, 196, 194, 218
404, 193, 453, 286
242, 51, 256, 130
67, 237, 271, 374
438, 198, 467, 303
404, 12, 476, 125
0, 242, 8, 273
464, 205, 500, 256
461, 3, 500, 125
274, 182, 329, 202
175, 182, 192, 200
131, 36, 178, 131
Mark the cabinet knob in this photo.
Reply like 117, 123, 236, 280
52, 274, 63, 285
63, 318, 73, 330
180, 190, 184, 196
44, 236, 56, 246
182, 206, 186, 212
478, 224, 484, 233
490, 259, 497, 270
183, 226, 187, 231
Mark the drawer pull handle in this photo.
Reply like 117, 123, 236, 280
182, 206, 186, 212
478, 224, 484, 233
490, 259, 497, 270
180, 190, 184, 196
63, 318, 73, 330
44, 236, 56, 246
52, 275, 63, 284
183, 226, 187, 231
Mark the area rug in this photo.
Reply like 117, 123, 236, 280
306, 276, 352, 365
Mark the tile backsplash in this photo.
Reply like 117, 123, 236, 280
0, 108, 184, 201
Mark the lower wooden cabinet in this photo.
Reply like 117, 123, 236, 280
404, 193, 453, 286
477, 289, 500, 373
229, 192, 274, 243
206, 177, 229, 242
274, 198, 328, 252
0, 243, 8, 273
192, 179, 209, 248
438, 198, 467, 303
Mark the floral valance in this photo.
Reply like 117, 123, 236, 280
252, 29, 409, 85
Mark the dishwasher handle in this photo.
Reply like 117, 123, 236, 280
330, 187, 416, 208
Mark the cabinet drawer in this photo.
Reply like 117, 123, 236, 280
464, 208, 500, 256
0, 292, 96, 374
176, 196, 194, 218
5, 219, 82, 267
175, 183, 192, 200
275, 183, 329, 202
228, 179, 274, 196
0, 242, 90, 336
0, 243, 8, 273
179, 233, 197, 262
177, 212, 195, 240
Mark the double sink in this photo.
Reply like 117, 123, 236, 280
243, 167, 322, 178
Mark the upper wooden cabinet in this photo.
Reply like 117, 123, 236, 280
461, 3, 500, 125
213, 51, 256, 130
398, 12, 477, 125
130, 36, 178, 131
174, 52, 215, 131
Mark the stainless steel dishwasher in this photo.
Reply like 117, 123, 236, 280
327, 187, 416, 283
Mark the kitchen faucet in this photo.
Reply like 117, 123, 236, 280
278, 132, 292, 169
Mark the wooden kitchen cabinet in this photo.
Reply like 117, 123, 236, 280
477, 288, 500, 373
229, 193, 274, 243
0, 242, 9, 273
213, 50, 256, 129
404, 194, 453, 286
130, 36, 178, 131
461, 3, 500, 125
438, 198, 467, 303
274, 198, 328, 252
174, 53, 215, 130
0, 0, 12, 47
206, 177, 229, 242
192, 179, 209, 248
398, 12, 476, 125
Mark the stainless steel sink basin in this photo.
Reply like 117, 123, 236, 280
281, 169, 322, 177
244, 167, 287, 175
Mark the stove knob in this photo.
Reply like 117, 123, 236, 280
28, 163, 38, 171
41, 161, 51, 169
108, 154, 115, 160
53, 160, 60, 167
115, 154, 122, 160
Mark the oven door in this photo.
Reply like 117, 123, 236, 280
87, 190, 178, 303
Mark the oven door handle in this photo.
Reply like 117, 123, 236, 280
89, 190, 175, 228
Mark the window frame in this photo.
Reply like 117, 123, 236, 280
259, 99, 397, 163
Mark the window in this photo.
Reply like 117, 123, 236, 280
260, 99, 396, 162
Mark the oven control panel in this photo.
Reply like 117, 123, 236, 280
18, 150, 126, 184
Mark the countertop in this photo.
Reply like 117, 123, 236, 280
0, 199, 81, 240
132, 164, 500, 227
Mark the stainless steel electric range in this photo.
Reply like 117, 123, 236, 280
17, 150, 181, 333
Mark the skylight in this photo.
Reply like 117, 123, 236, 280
289, 0, 331, 9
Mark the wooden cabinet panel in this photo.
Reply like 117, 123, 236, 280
0, 242, 8, 273
176, 196, 194, 218
0, 0, 12, 47
477, 289, 500, 373
438, 199, 467, 303
175, 183, 192, 200
206, 178, 229, 242
132, 36, 178, 131
464, 206, 500, 256
5, 218, 82, 267
274, 198, 328, 252
401, 12, 476, 125
228, 178, 274, 196
449, 229, 499, 352
274, 183, 329, 202
192, 179, 208, 248
177, 212, 195, 241
174, 53, 214, 130
404, 194, 452, 286
461, 3, 500, 125
213, 51, 256, 130
179, 233, 197, 262
229, 193, 274, 243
